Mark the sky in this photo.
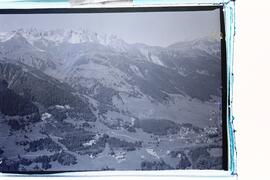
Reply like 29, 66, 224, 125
0, 9, 220, 47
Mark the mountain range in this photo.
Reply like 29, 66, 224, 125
0, 29, 223, 172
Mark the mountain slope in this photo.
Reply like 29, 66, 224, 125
0, 61, 96, 121
0, 29, 223, 172
0, 79, 39, 117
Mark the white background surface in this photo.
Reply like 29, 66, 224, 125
234, 0, 270, 180
1, 0, 270, 179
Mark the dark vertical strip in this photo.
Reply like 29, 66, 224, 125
220, 6, 228, 171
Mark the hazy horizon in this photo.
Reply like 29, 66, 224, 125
0, 9, 220, 47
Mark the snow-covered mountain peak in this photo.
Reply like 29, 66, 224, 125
0, 31, 21, 42
2, 30, 32, 48
0, 29, 130, 49
168, 36, 221, 57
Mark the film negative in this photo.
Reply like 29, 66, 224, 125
0, 0, 236, 178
